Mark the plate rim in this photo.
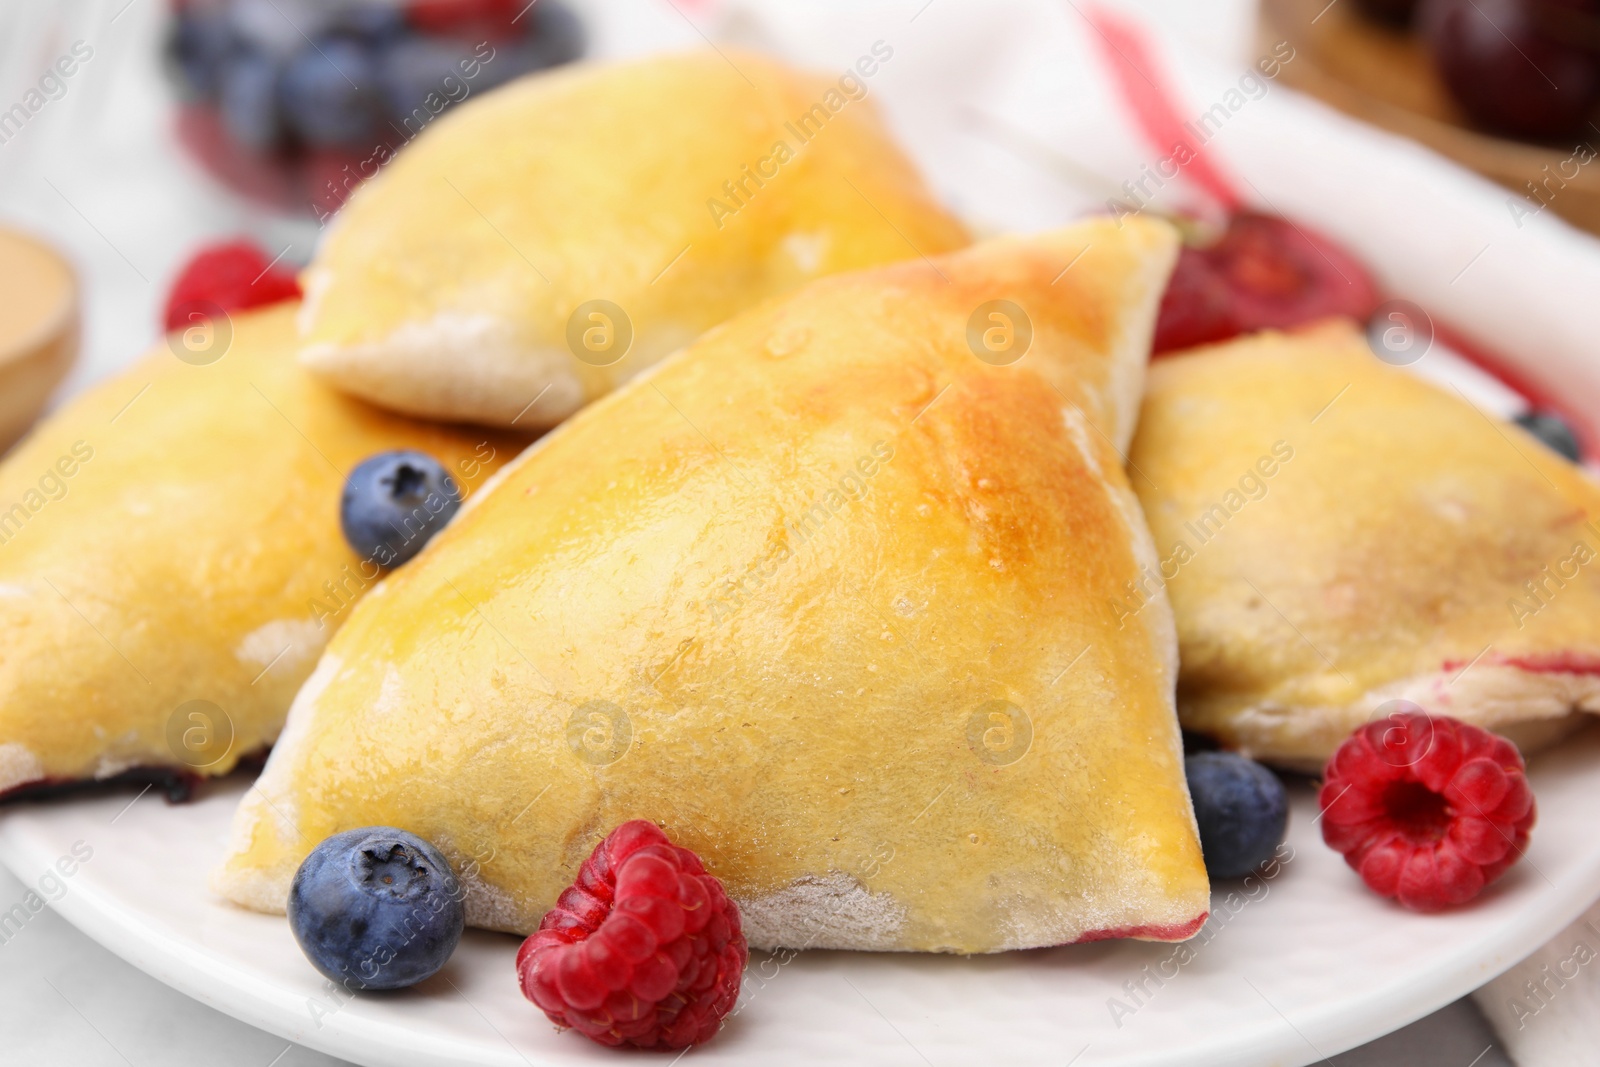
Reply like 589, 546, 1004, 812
5, 759, 1600, 1067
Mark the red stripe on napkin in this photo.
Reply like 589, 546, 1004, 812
1080, 4, 1589, 457
1079, 3, 1242, 212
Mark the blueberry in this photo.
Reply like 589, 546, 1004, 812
327, 3, 406, 42
1185, 752, 1288, 880
377, 37, 478, 126
510, 1, 587, 78
280, 38, 379, 147
171, 9, 234, 99
226, 0, 325, 59
340, 450, 462, 567
457, 3, 587, 95
1514, 410, 1582, 463
288, 827, 465, 991
218, 51, 283, 151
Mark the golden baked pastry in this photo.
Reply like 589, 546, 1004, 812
1128, 321, 1600, 767
0, 303, 521, 796
298, 49, 970, 429
216, 217, 1210, 954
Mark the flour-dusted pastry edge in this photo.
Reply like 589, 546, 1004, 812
736, 868, 1206, 954
235, 618, 325, 677
210, 653, 344, 914
1210, 664, 1600, 770
300, 311, 585, 429
737, 872, 909, 952
0, 742, 44, 794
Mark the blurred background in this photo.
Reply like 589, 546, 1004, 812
5, 0, 1598, 424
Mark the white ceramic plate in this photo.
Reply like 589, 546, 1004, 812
4, 726, 1600, 1067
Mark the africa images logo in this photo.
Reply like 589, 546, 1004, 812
704, 41, 895, 229
0, 41, 93, 147
0, 442, 95, 548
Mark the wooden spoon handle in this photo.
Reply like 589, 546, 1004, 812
0, 227, 79, 452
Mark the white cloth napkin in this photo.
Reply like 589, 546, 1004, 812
1474, 898, 1600, 1065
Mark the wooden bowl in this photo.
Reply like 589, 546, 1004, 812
0, 227, 79, 452
1261, 0, 1600, 236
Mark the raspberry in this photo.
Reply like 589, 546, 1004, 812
405, 0, 521, 35
1320, 712, 1536, 912
516, 820, 747, 1050
163, 240, 301, 332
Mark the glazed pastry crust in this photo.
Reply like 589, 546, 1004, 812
0, 304, 522, 792
299, 49, 971, 428
1129, 322, 1600, 765
217, 218, 1210, 954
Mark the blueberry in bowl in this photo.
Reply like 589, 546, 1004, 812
1185, 752, 1290, 879
280, 37, 382, 148
288, 827, 465, 990
340, 450, 462, 568
218, 50, 284, 151
1419, 0, 1600, 143
165, 0, 589, 214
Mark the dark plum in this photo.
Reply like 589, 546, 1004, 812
1154, 212, 1380, 356
1354, 0, 1422, 27
1421, 0, 1600, 141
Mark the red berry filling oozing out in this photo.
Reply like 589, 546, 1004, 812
516, 820, 748, 1050
1152, 211, 1380, 355
1319, 713, 1536, 912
